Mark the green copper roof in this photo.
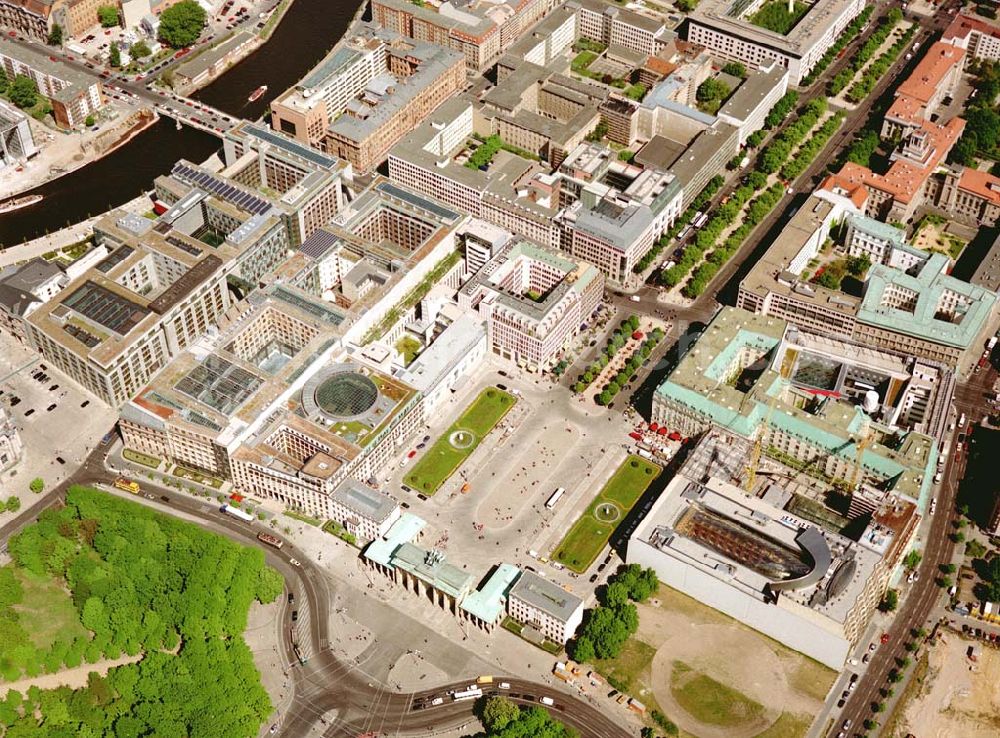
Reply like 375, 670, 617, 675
655, 307, 936, 500
858, 254, 996, 349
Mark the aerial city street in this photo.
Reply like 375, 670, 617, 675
3, 0, 1000, 736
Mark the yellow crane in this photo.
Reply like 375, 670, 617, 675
848, 424, 875, 491
745, 390, 780, 492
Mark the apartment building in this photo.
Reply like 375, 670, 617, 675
0, 0, 57, 40
270, 33, 386, 145
458, 240, 603, 370
943, 12, 1000, 64
157, 122, 352, 250
0, 257, 65, 340
574, 0, 669, 57
686, 0, 867, 84
556, 159, 682, 282
507, 570, 584, 644
25, 213, 234, 406
736, 191, 997, 369
325, 38, 465, 173
372, 0, 553, 71
0, 36, 102, 127
388, 96, 564, 249
270, 25, 466, 174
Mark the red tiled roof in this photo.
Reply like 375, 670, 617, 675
896, 42, 964, 105
958, 167, 1000, 205
818, 174, 869, 209
943, 12, 1000, 44
834, 118, 964, 204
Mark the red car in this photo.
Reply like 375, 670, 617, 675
407, 450, 417, 459
880, 632, 891, 645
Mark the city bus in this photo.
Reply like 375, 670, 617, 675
113, 477, 139, 494
257, 532, 283, 549
220, 504, 254, 523
545, 487, 566, 510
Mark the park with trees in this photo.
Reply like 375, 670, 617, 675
569, 564, 659, 662
0, 486, 281, 736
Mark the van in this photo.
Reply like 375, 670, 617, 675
630, 295, 641, 302
540, 696, 554, 706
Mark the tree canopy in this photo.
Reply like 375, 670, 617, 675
158, 0, 207, 48
8, 76, 38, 110
0, 486, 281, 736
476, 696, 578, 738
98, 5, 119, 27
569, 564, 659, 661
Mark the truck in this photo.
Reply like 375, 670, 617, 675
476, 675, 493, 685
113, 477, 140, 494
987, 337, 997, 351
221, 504, 254, 523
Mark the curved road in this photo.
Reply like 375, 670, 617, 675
0, 443, 632, 738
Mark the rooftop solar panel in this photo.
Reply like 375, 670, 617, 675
299, 228, 341, 260
171, 163, 271, 215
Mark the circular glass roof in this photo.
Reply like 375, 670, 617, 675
314, 372, 379, 419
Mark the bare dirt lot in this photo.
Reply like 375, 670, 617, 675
602, 587, 835, 738
896, 635, 1000, 738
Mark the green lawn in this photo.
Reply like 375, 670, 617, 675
13, 569, 89, 651
123, 448, 161, 468
755, 711, 812, 738
553, 455, 660, 572
670, 660, 766, 727
593, 638, 656, 694
749, 0, 808, 35
404, 388, 516, 495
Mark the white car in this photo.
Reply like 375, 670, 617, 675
289, 558, 301, 567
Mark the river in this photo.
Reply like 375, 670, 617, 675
1, 0, 365, 247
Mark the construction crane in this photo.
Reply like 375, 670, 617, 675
745, 390, 780, 492
848, 424, 875, 491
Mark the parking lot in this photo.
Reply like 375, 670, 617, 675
0, 332, 116, 508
